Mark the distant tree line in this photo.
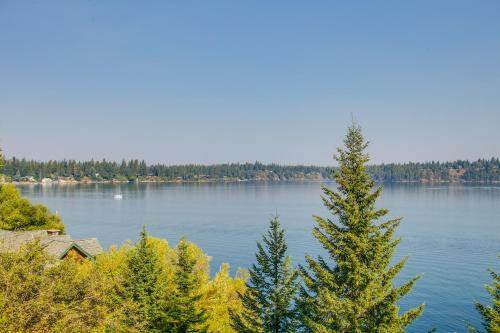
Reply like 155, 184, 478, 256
369, 158, 500, 183
2, 159, 331, 182
2, 157, 499, 183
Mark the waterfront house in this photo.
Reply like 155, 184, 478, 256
0, 229, 103, 261
41, 177, 53, 184
19, 176, 36, 183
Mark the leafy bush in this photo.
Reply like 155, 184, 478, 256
0, 184, 65, 231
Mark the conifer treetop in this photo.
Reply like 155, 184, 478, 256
299, 124, 424, 333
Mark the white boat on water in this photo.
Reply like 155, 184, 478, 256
114, 194, 123, 200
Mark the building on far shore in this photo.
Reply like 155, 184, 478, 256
0, 229, 103, 261
41, 177, 53, 184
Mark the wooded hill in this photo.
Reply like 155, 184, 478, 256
2, 157, 499, 183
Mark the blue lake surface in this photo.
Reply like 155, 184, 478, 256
20, 182, 500, 332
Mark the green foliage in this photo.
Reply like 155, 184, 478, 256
468, 268, 500, 333
165, 238, 208, 332
0, 241, 109, 332
0, 183, 65, 231
121, 227, 168, 331
45, 255, 111, 332
94, 242, 150, 333
233, 216, 300, 333
0, 240, 52, 332
298, 124, 424, 332
202, 264, 248, 333
0, 228, 246, 332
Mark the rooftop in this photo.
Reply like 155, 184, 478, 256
0, 229, 103, 260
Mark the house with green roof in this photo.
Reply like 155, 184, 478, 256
0, 229, 103, 260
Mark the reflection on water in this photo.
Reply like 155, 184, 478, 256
19, 182, 500, 332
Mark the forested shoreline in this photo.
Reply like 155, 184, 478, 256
2, 157, 499, 183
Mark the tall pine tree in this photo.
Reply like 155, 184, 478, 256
232, 216, 299, 333
164, 238, 208, 333
121, 227, 167, 332
299, 124, 424, 332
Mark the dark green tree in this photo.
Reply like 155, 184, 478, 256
164, 238, 207, 333
298, 124, 424, 332
468, 268, 500, 333
232, 216, 299, 333
121, 227, 166, 332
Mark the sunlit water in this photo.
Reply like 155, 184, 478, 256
19, 182, 500, 332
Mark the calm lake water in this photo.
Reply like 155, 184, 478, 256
19, 182, 499, 332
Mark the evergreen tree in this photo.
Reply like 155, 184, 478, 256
164, 238, 208, 333
298, 124, 424, 332
121, 227, 167, 332
232, 216, 299, 333
468, 268, 500, 333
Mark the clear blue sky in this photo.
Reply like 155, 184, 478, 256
1, 1, 499, 165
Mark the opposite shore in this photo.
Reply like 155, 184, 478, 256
5, 176, 499, 185
3, 157, 499, 184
